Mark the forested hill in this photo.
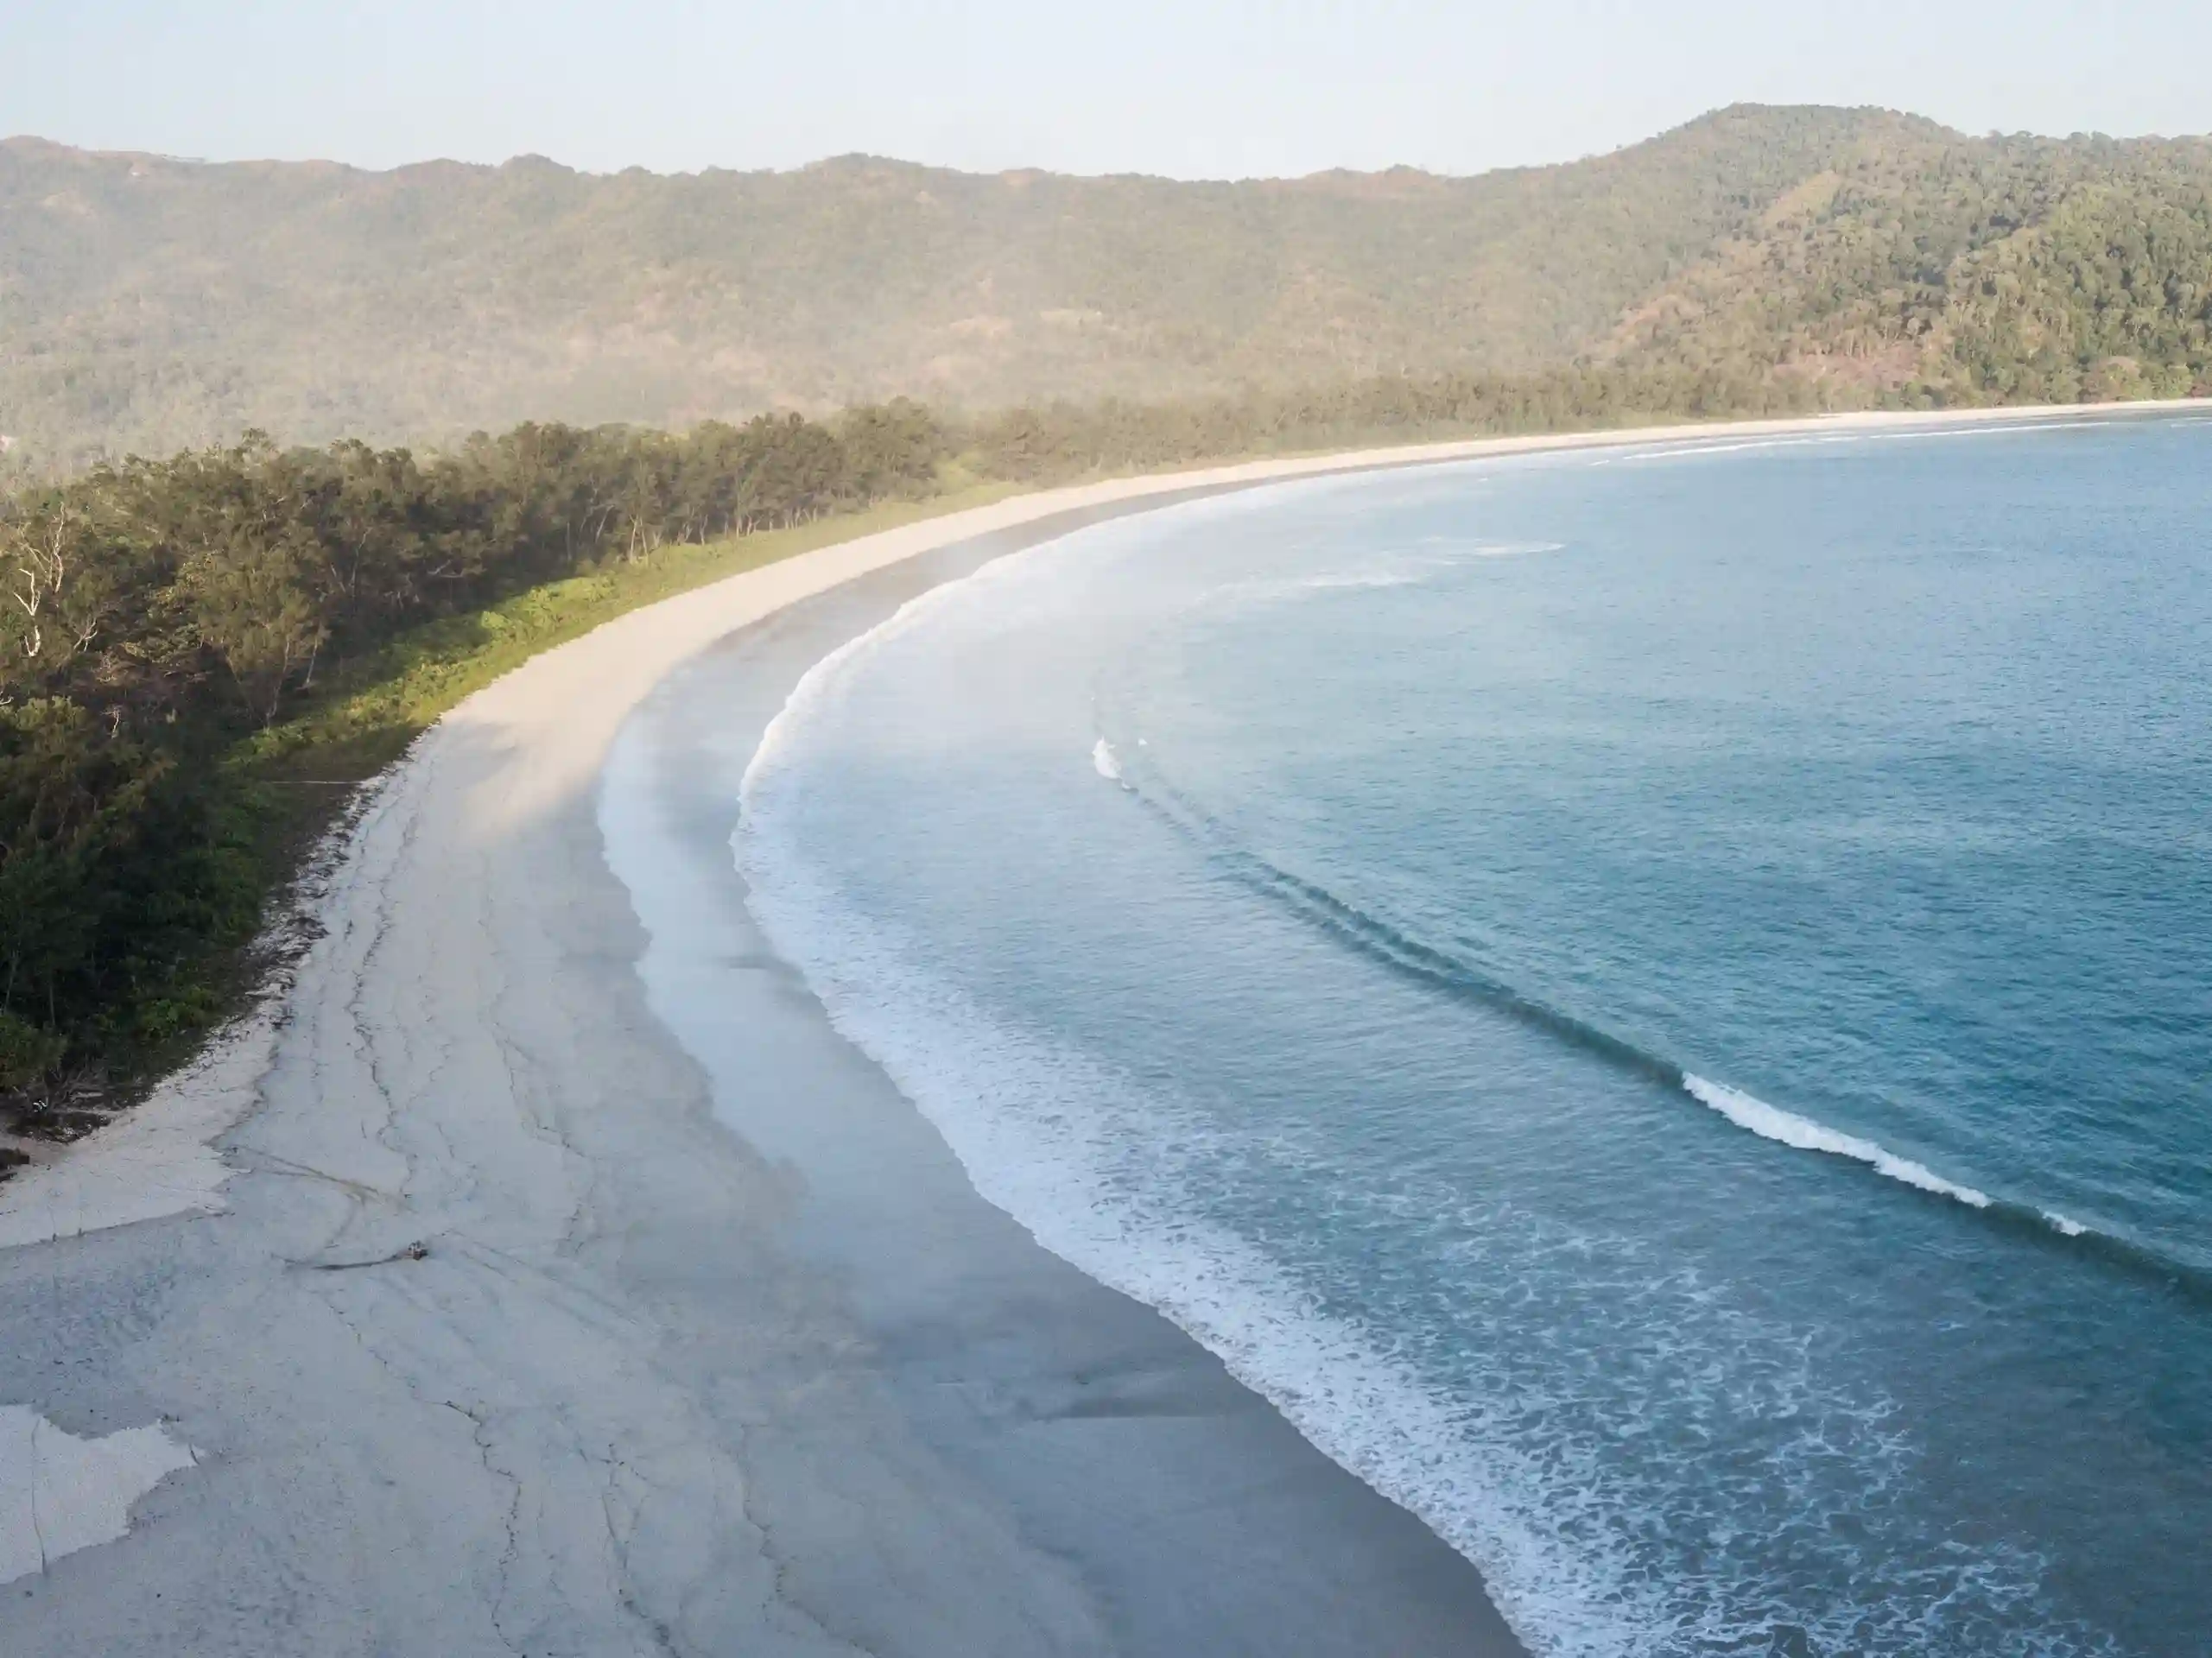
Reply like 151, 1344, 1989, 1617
4, 103, 2212, 469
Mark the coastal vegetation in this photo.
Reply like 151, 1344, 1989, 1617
0, 408, 955, 1146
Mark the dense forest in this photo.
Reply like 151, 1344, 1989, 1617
1595, 130, 2212, 405
8, 104, 2212, 469
0, 404, 946, 1133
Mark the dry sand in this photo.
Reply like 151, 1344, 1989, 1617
0, 402, 2186, 1655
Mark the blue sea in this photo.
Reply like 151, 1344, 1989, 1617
736, 414, 2212, 1656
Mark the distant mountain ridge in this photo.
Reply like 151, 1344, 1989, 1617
3, 104, 2209, 466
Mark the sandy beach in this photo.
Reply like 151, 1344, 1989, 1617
0, 401, 2185, 1656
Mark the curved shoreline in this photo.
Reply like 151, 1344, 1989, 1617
599, 546, 1532, 1654
13, 396, 2175, 1250
0, 400, 2191, 1655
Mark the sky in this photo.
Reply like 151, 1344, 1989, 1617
4, 0, 2209, 180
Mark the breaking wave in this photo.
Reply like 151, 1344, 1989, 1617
1095, 753, 2164, 1265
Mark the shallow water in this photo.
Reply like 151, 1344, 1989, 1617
736, 414, 2212, 1656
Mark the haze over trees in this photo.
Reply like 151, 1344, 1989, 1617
4, 104, 2210, 471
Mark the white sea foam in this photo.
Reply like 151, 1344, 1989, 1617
1223, 541, 1567, 609
1863, 420, 2084, 442
1600, 435, 1835, 463
1297, 570, 1420, 590
1457, 539, 1566, 557
1091, 737, 1123, 782
735, 801, 1653, 1658
1224, 568, 1419, 605
1600, 421, 2091, 466
1682, 1074, 1993, 1209
745, 544, 1047, 786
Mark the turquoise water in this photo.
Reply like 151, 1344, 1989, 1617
738, 415, 2212, 1656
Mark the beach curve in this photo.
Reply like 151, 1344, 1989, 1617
0, 399, 2189, 1656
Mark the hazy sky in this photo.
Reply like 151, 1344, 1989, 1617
7, 0, 2209, 179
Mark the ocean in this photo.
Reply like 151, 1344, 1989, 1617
734, 414, 2212, 1656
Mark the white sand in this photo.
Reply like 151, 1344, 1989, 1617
0, 1410, 198, 1587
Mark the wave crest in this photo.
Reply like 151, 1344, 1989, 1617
1681, 1073, 1993, 1207
1125, 772, 2156, 1255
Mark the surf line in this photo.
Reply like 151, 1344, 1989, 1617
1093, 753, 2123, 1246
1679, 1073, 1993, 1208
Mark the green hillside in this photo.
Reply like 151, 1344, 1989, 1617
24, 103, 2210, 468
1593, 128, 2212, 404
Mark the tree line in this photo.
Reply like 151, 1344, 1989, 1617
0, 405, 946, 1105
